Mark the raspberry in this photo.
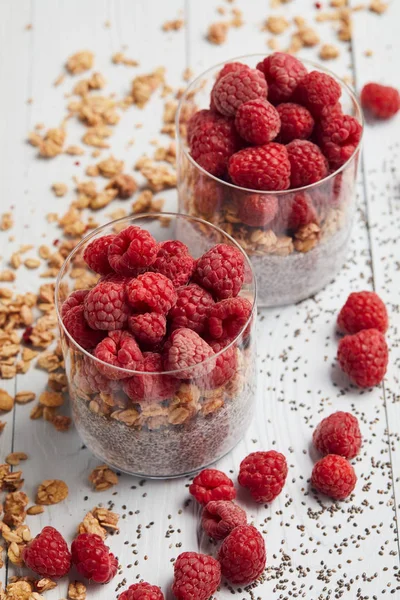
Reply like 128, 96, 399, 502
216, 61, 250, 82
84, 279, 129, 331
75, 356, 118, 395
207, 297, 252, 342
71, 533, 118, 584
61, 289, 89, 319
361, 82, 400, 119
193, 243, 245, 300
193, 177, 224, 218
294, 71, 341, 118
238, 450, 288, 503
228, 143, 291, 191
212, 69, 268, 117
123, 352, 178, 403
187, 109, 232, 144
23, 526, 71, 579
202, 500, 247, 540
218, 525, 266, 584
271, 192, 319, 234
287, 140, 328, 188
313, 411, 362, 459
311, 454, 357, 500
168, 284, 215, 335
235, 99, 281, 145
238, 193, 278, 227
119, 583, 164, 600
276, 102, 314, 143
126, 273, 177, 315
337, 291, 388, 335
172, 552, 221, 600
128, 313, 167, 347
256, 52, 307, 104
190, 119, 239, 177
163, 328, 214, 378
317, 114, 362, 169
108, 226, 158, 276
151, 240, 195, 287
63, 305, 105, 350
94, 330, 143, 379
202, 341, 237, 389
189, 468, 236, 505
83, 234, 115, 275
337, 328, 388, 388
320, 101, 343, 120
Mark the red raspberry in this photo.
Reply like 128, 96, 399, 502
207, 297, 252, 342
218, 525, 266, 584
108, 226, 158, 276
193, 177, 224, 218
238, 450, 288, 503
71, 533, 118, 584
216, 61, 250, 82
128, 313, 167, 347
202, 341, 237, 389
151, 240, 195, 287
119, 583, 164, 600
75, 356, 118, 395
127, 273, 177, 315
94, 330, 143, 380
23, 526, 71, 579
83, 234, 115, 275
63, 305, 105, 350
61, 289, 89, 319
295, 70, 341, 117
187, 109, 231, 144
337, 291, 388, 335
276, 102, 314, 143
202, 500, 247, 540
168, 284, 215, 335
193, 243, 245, 300
84, 279, 129, 330
172, 552, 221, 600
257, 52, 307, 104
361, 82, 400, 119
271, 192, 319, 234
313, 411, 362, 459
212, 69, 268, 117
189, 468, 236, 505
337, 328, 388, 388
163, 328, 214, 378
123, 352, 178, 403
317, 114, 362, 169
320, 101, 343, 120
311, 454, 357, 500
238, 193, 278, 227
235, 99, 281, 145
228, 143, 291, 191
190, 119, 240, 177
287, 140, 328, 188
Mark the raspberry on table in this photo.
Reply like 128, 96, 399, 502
218, 525, 266, 584
311, 454, 357, 500
294, 70, 341, 117
151, 240, 195, 287
256, 52, 307, 104
313, 411, 362, 459
172, 552, 221, 600
276, 102, 314, 143
61, 289, 89, 319
84, 279, 129, 330
361, 82, 400, 119
128, 313, 167, 348
108, 225, 158, 276
228, 143, 291, 191
189, 468, 236, 505
168, 284, 215, 335
201, 341, 237, 389
235, 99, 281, 145
237, 193, 278, 227
83, 234, 116, 275
337, 291, 388, 335
207, 297, 252, 342
189, 119, 240, 177
337, 328, 388, 388
238, 450, 288, 503
212, 68, 268, 117
163, 328, 214, 378
123, 352, 178, 403
201, 500, 247, 540
193, 177, 224, 218
23, 526, 71, 579
126, 272, 177, 315
286, 140, 328, 188
71, 533, 118, 584
63, 305, 105, 351
119, 582, 164, 600
94, 330, 143, 380
193, 243, 245, 300
317, 114, 362, 169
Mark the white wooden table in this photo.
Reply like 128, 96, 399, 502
0, 1, 399, 598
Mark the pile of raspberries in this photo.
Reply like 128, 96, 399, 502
61, 224, 253, 398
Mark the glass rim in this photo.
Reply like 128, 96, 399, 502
175, 53, 364, 196
55, 212, 257, 377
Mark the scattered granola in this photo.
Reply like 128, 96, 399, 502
131, 67, 165, 108
264, 15, 289, 34
207, 21, 229, 44
0, 389, 14, 412
89, 465, 118, 491
162, 18, 184, 31
112, 52, 139, 67
0, 213, 14, 231
66, 50, 94, 75
68, 581, 87, 600
51, 183, 68, 197
5, 452, 28, 466
36, 479, 69, 505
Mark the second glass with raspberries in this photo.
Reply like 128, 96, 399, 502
176, 53, 363, 306
56, 214, 257, 478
